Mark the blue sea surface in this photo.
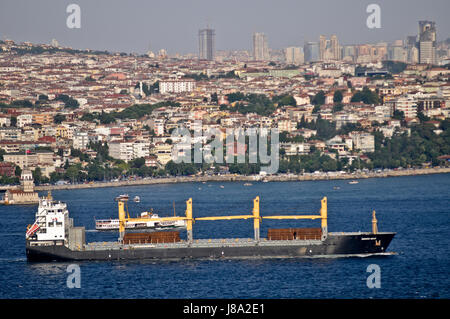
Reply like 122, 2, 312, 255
0, 174, 449, 299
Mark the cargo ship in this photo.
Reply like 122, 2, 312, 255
25, 192, 396, 262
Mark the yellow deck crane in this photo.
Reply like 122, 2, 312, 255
116, 195, 329, 243
262, 197, 328, 240
195, 196, 262, 241
193, 196, 328, 242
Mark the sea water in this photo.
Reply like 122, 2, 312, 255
0, 174, 449, 298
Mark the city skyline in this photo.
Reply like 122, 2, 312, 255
0, 0, 449, 55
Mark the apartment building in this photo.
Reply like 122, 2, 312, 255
151, 143, 173, 166
72, 131, 89, 150
159, 80, 196, 94
386, 96, 418, 119
17, 114, 33, 127
3, 151, 54, 169
280, 142, 310, 156
32, 113, 53, 126
349, 132, 375, 153
108, 140, 150, 162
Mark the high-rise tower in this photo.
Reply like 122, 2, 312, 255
418, 21, 436, 64
319, 35, 340, 61
304, 42, 320, 63
253, 33, 269, 61
198, 28, 215, 61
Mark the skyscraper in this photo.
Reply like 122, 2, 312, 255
330, 35, 341, 60
319, 35, 327, 61
319, 35, 340, 61
304, 42, 320, 62
198, 28, 215, 61
418, 21, 436, 64
253, 33, 269, 61
285, 47, 304, 64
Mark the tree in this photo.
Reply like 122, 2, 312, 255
53, 113, 66, 124
65, 165, 80, 183
312, 105, 321, 113
211, 92, 218, 104
14, 165, 22, 177
130, 157, 145, 169
32, 167, 43, 185
64, 98, 79, 109
55, 94, 70, 103
417, 111, 430, 123
273, 94, 296, 107
99, 111, 115, 124
351, 87, 380, 105
333, 90, 343, 103
80, 112, 96, 122
392, 110, 405, 121
311, 91, 325, 106
332, 103, 344, 113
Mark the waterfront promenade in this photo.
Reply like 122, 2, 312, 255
1, 167, 448, 192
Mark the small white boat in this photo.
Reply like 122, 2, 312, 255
244, 183, 253, 186
133, 196, 140, 203
348, 180, 359, 184
115, 194, 129, 201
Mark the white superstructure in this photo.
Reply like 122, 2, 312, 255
26, 193, 70, 242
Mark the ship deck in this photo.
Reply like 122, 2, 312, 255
82, 232, 393, 251
83, 238, 323, 251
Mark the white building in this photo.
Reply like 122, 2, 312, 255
280, 142, 310, 156
387, 96, 418, 119
17, 114, 33, 127
132, 141, 150, 159
0, 115, 11, 127
159, 80, 196, 94
350, 132, 375, 153
109, 141, 133, 162
108, 140, 150, 162
277, 118, 297, 133
72, 131, 89, 150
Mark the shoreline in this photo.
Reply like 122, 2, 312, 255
23, 167, 450, 191
0, 167, 449, 192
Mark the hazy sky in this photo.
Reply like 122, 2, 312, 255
0, 0, 449, 54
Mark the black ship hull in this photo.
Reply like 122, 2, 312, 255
26, 232, 395, 262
